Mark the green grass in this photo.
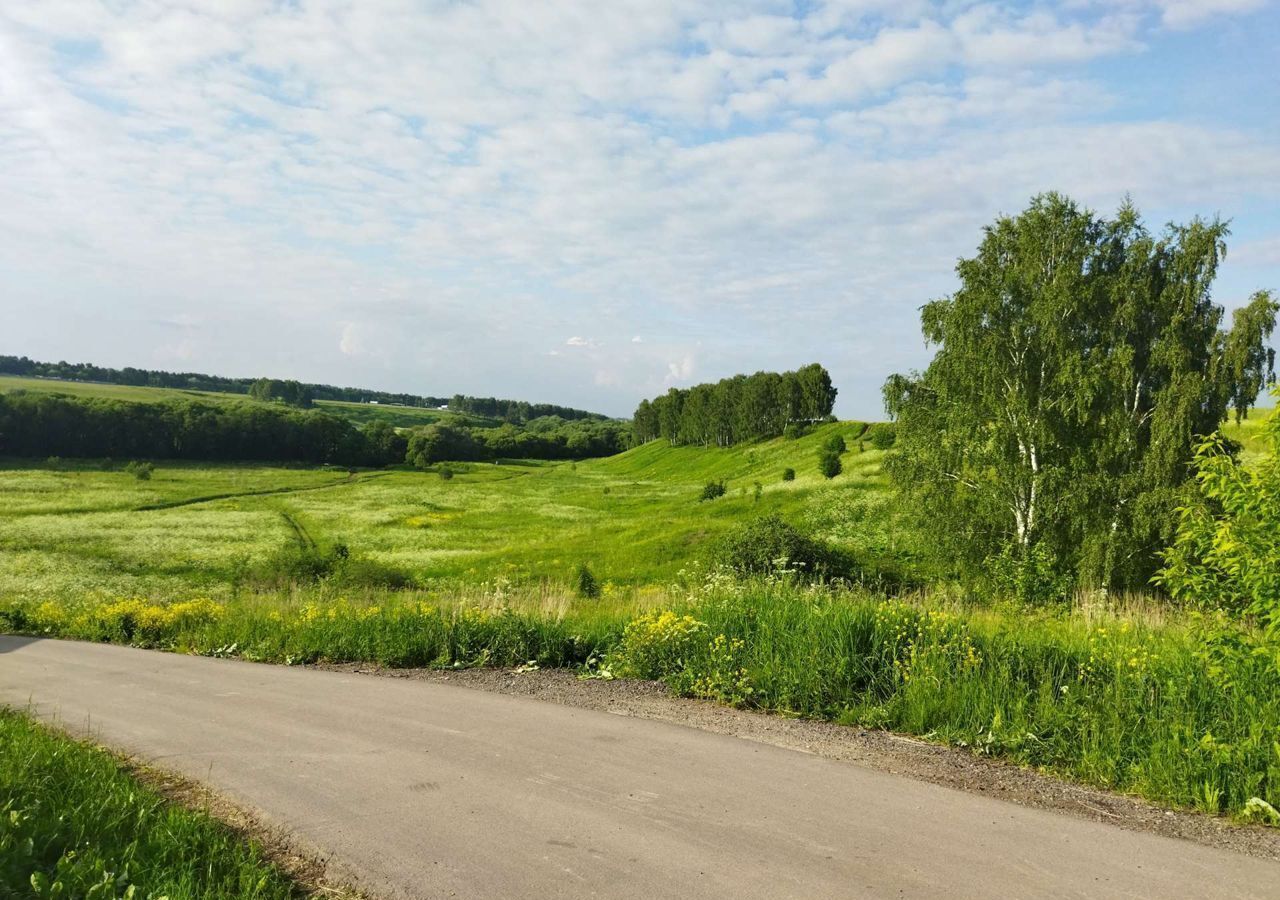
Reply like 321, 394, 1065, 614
0, 708, 300, 899
4, 416, 1280, 826
0, 374, 496, 430
0, 423, 899, 605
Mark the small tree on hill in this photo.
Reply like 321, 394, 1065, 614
819, 452, 841, 479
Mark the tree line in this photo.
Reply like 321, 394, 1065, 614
0, 391, 627, 468
0, 356, 617, 423
0, 355, 450, 408
884, 192, 1278, 595
406, 418, 630, 466
445, 395, 606, 423
632, 363, 836, 447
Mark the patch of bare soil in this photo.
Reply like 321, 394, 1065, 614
322, 662, 1280, 862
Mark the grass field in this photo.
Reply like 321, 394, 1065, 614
0, 374, 497, 430
4, 415, 1280, 826
0, 422, 896, 606
0, 708, 303, 899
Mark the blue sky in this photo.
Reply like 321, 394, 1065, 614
2, 1, 1277, 418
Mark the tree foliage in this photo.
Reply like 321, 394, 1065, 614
1157, 398, 1280, 633
633, 364, 836, 447
884, 193, 1277, 589
0, 391, 397, 466
247, 378, 314, 408
405, 418, 629, 466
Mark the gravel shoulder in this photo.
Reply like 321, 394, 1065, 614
323, 661, 1280, 861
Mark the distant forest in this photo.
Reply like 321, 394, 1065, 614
633, 363, 837, 447
0, 393, 627, 467
0, 356, 608, 423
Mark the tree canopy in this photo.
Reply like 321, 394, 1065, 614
884, 193, 1277, 590
633, 364, 836, 447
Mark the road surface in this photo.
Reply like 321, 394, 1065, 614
3, 636, 1276, 899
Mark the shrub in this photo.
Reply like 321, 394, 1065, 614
782, 467, 795, 482
866, 423, 897, 450
818, 452, 842, 479
823, 434, 846, 454
713, 514, 843, 578
1158, 421, 1280, 632
255, 543, 409, 589
439, 465, 454, 481
986, 543, 1072, 606
752, 481, 763, 502
699, 480, 726, 502
782, 423, 807, 440
574, 563, 601, 600
124, 460, 154, 481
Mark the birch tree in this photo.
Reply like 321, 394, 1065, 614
884, 193, 1277, 590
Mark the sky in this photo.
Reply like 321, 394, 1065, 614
1, 1, 1278, 419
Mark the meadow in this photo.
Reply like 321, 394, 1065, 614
3, 415, 1279, 826
0, 374, 495, 430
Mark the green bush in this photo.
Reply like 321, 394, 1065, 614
818, 451, 842, 479
986, 543, 1072, 606
255, 543, 410, 589
782, 467, 795, 482
823, 434, 847, 454
865, 423, 896, 450
1159, 411, 1280, 633
575, 563, 601, 600
439, 465, 454, 481
713, 514, 843, 578
782, 423, 808, 440
124, 460, 154, 481
699, 480, 727, 502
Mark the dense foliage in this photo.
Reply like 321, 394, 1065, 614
0, 391, 399, 466
884, 193, 1277, 590
1158, 396, 1280, 632
632, 363, 836, 446
405, 417, 630, 465
247, 377, 314, 407
447, 394, 606, 423
713, 514, 844, 578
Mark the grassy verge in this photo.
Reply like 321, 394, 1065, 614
0, 708, 305, 899
6, 577, 1280, 823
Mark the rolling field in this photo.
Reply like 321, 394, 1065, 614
4, 416, 1280, 824
0, 373, 496, 429
0, 422, 893, 605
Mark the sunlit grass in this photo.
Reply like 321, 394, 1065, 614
0, 708, 299, 899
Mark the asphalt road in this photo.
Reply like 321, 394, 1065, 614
4, 636, 1277, 899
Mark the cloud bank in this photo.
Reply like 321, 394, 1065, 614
1, 1, 1276, 416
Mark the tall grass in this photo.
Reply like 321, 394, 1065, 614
0, 708, 299, 899
605, 577, 1280, 820
7, 576, 1280, 821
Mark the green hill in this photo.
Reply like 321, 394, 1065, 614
0, 374, 496, 430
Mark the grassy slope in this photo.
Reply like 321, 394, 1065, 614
0, 374, 495, 430
0, 708, 299, 899
0, 423, 893, 604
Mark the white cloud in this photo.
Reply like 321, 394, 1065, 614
338, 322, 364, 357
1154, 0, 1268, 29
0, 1, 1275, 417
